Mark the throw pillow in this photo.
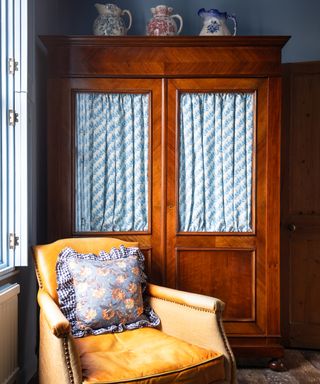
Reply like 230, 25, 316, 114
56, 245, 160, 337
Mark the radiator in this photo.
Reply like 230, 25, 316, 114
0, 284, 20, 384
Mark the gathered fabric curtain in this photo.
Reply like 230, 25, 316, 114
75, 92, 149, 232
179, 92, 254, 232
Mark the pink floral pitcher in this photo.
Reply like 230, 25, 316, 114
146, 5, 183, 36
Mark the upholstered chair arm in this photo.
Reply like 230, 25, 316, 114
37, 289, 70, 337
147, 283, 237, 384
147, 283, 225, 313
37, 290, 82, 384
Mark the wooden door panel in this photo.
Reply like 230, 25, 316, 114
282, 62, 320, 348
290, 236, 320, 324
167, 78, 267, 246
175, 248, 255, 320
289, 73, 320, 214
140, 248, 152, 280
289, 324, 320, 349
289, 234, 320, 348
47, 78, 164, 283
47, 78, 72, 241
167, 78, 273, 339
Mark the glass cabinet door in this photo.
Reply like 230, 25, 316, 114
167, 78, 268, 334
64, 78, 163, 283
178, 92, 254, 233
75, 92, 149, 233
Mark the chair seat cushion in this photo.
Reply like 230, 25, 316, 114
75, 328, 225, 384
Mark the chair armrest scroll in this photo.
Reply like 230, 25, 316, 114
147, 283, 237, 384
147, 283, 225, 313
37, 289, 70, 338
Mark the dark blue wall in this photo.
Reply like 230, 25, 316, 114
65, 0, 320, 63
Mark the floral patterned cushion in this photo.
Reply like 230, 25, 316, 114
56, 246, 160, 337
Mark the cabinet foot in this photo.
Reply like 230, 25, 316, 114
268, 358, 286, 372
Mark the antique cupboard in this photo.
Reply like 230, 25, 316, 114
41, 36, 288, 363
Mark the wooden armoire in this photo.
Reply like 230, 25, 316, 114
41, 36, 288, 363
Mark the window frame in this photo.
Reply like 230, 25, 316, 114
0, 0, 28, 274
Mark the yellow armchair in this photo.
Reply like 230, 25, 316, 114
33, 238, 237, 384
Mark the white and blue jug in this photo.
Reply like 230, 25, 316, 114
198, 8, 237, 36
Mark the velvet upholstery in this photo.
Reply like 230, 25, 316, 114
33, 237, 237, 384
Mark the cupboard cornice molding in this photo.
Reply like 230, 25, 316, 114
40, 35, 290, 78
40, 35, 289, 48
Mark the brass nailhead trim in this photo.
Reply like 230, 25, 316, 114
32, 251, 44, 289
217, 316, 236, 384
150, 295, 219, 314
63, 337, 75, 384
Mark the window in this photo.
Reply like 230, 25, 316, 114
0, 0, 28, 273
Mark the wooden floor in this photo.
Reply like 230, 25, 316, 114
237, 349, 320, 383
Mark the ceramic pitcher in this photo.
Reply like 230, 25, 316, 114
93, 3, 132, 36
146, 5, 183, 36
198, 8, 237, 36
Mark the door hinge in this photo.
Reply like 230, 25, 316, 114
9, 58, 19, 74
9, 109, 19, 126
9, 233, 20, 250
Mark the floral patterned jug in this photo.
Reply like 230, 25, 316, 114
93, 3, 132, 36
198, 8, 237, 36
146, 5, 183, 36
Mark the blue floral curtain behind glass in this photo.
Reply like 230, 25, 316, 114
76, 93, 149, 232
179, 93, 254, 232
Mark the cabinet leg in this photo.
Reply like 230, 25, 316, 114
268, 358, 286, 372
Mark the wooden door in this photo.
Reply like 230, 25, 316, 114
47, 78, 164, 283
167, 77, 282, 352
281, 62, 320, 348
